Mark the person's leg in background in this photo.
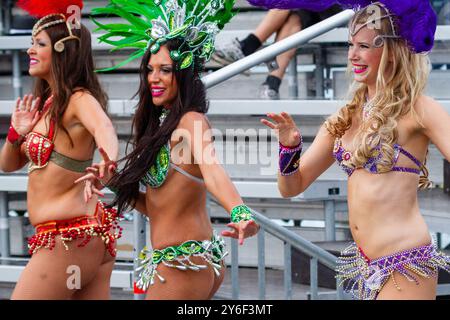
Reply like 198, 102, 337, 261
212, 10, 290, 65
260, 5, 342, 99
260, 12, 302, 99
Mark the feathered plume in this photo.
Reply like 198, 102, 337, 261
247, 0, 437, 53
91, 0, 236, 71
17, 0, 84, 18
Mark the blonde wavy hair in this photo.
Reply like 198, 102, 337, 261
325, 5, 432, 188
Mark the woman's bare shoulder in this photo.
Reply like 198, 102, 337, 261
178, 111, 209, 129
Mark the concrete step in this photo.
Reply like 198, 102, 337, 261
333, 69, 450, 100
0, 266, 333, 300
214, 267, 333, 300
0, 134, 446, 185
0, 71, 314, 100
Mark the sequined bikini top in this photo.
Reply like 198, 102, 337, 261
140, 109, 204, 188
332, 137, 423, 177
140, 141, 205, 188
24, 96, 93, 173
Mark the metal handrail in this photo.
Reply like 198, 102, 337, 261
252, 210, 337, 269
201, 10, 354, 299
202, 10, 355, 89
252, 209, 345, 300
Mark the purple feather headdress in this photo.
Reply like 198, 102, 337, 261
247, 0, 437, 53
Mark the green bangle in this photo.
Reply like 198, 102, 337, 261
230, 204, 254, 223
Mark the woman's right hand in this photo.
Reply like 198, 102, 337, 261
11, 94, 41, 136
261, 112, 302, 147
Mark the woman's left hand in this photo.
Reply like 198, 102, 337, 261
221, 220, 260, 245
74, 147, 117, 202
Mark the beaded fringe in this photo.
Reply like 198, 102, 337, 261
134, 232, 228, 292
336, 242, 450, 300
27, 202, 123, 257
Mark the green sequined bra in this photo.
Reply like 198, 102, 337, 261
141, 142, 171, 188
140, 109, 205, 188
140, 109, 171, 188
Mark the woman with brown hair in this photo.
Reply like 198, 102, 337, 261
251, 0, 450, 299
77, 0, 259, 299
0, 1, 120, 299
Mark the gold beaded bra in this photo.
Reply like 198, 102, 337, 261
24, 96, 92, 173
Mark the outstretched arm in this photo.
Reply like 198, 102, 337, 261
69, 91, 119, 203
261, 112, 336, 197
178, 111, 259, 244
70, 91, 119, 163
75, 146, 149, 215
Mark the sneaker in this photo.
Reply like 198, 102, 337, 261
259, 84, 280, 100
211, 38, 245, 67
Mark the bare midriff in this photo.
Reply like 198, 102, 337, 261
145, 163, 213, 249
347, 169, 431, 259
27, 160, 98, 226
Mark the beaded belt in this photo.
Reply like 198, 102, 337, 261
28, 201, 123, 257
134, 231, 228, 293
336, 242, 450, 300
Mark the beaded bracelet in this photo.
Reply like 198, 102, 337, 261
230, 204, 255, 223
7, 125, 26, 148
279, 136, 303, 176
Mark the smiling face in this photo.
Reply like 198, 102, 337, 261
147, 46, 178, 108
27, 31, 52, 81
348, 26, 384, 89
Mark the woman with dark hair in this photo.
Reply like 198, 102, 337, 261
78, 0, 259, 299
0, 1, 121, 299
251, 0, 450, 299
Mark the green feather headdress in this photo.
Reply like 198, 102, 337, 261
91, 0, 236, 71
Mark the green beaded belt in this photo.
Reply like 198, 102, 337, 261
134, 231, 227, 292
230, 204, 255, 223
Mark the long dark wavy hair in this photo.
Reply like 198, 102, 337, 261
108, 39, 209, 214
32, 16, 108, 146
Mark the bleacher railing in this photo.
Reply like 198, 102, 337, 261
202, 10, 355, 89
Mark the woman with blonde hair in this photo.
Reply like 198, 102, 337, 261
251, 0, 450, 299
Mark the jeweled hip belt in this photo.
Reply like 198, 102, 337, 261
134, 231, 228, 293
28, 201, 122, 257
335, 242, 450, 300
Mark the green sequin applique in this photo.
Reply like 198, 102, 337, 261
135, 232, 228, 291
141, 143, 170, 188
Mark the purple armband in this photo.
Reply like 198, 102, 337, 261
279, 137, 303, 176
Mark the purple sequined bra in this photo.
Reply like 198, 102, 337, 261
336, 242, 450, 300
332, 138, 423, 176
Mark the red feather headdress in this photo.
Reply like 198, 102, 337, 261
17, 0, 84, 18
